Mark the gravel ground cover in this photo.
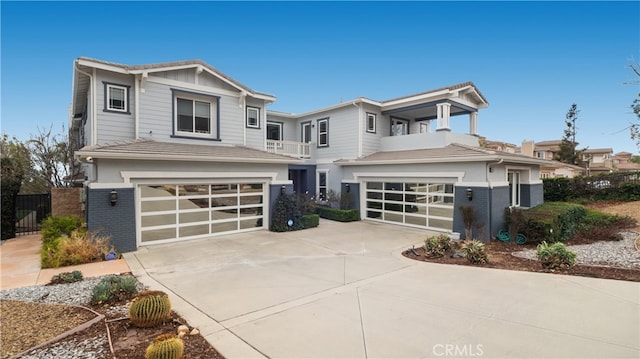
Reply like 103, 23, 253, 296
0, 275, 223, 358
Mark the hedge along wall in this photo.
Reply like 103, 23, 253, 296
51, 188, 84, 217
543, 171, 640, 202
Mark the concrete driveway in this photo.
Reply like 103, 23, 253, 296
124, 219, 640, 358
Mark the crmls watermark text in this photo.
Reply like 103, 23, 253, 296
432, 344, 484, 357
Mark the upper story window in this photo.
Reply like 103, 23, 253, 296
301, 121, 312, 143
267, 121, 282, 141
366, 113, 376, 133
246, 106, 260, 129
172, 89, 219, 140
103, 82, 130, 114
391, 118, 409, 136
317, 118, 329, 147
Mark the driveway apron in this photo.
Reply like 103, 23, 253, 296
125, 220, 640, 359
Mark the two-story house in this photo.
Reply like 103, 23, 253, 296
612, 152, 640, 172
520, 140, 584, 178
70, 57, 552, 252
582, 148, 614, 175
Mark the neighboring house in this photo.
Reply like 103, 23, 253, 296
480, 137, 518, 154
612, 152, 640, 172
70, 57, 552, 252
520, 140, 584, 178
582, 148, 614, 175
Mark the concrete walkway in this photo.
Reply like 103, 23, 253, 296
0, 234, 130, 290
124, 219, 640, 359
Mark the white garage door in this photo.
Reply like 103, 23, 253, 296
365, 181, 454, 231
138, 182, 265, 244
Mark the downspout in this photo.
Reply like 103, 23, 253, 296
352, 101, 362, 157
134, 74, 140, 139
74, 64, 97, 145
486, 157, 504, 239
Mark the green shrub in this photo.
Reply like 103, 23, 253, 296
423, 234, 451, 258
271, 193, 304, 232
41, 230, 113, 268
91, 274, 139, 304
520, 202, 587, 244
301, 214, 320, 229
296, 192, 317, 215
575, 209, 635, 242
461, 240, 489, 264
49, 270, 84, 285
41, 215, 84, 243
536, 241, 576, 270
315, 206, 360, 222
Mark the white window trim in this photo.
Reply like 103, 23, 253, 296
246, 106, 260, 129
301, 121, 312, 143
173, 93, 218, 139
317, 118, 329, 147
105, 83, 129, 113
316, 170, 329, 201
266, 121, 283, 141
391, 117, 409, 136
508, 170, 521, 207
366, 113, 376, 133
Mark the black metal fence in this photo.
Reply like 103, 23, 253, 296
15, 193, 51, 234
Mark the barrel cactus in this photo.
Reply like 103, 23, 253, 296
145, 334, 184, 359
129, 290, 172, 328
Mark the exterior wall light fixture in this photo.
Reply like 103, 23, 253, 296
110, 189, 118, 206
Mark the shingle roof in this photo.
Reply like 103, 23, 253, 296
75, 139, 299, 164
335, 143, 554, 166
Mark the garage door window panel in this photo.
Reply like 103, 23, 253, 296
179, 224, 209, 238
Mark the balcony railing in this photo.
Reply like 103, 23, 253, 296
266, 140, 311, 158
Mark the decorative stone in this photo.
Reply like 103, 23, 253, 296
177, 324, 189, 334
190, 328, 200, 335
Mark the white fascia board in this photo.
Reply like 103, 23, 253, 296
87, 182, 134, 189
75, 151, 299, 164
120, 171, 280, 183
146, 77, 242, 98
278, 98, 382, 119
381, 89, 450, 108
351, 171, 465, 182
131, 65, 276, 102
76, 58, 128, 74
335, 155, 498, 166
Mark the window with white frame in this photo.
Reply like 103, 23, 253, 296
366, 113, 376, 133
104, 82, 130, 113
419, 122, 429, 133
508, 170, 521, 207
317, 171, 328, 201
246, 106, 260, 128
266, 121, 282, 141
301, 122, 311, 143
317, 118, 329, 147
391, 118, 409, 136
172, 90, 219, 138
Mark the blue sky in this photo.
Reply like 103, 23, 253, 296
2, 1, 639, 154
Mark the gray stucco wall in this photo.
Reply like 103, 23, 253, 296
340, 182, 360, 210
86, 188, 136, 253
490, 186, 511, 239
452, 186, 491, 241
521, 183, 544, 208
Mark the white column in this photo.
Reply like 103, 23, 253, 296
469, 111, 478, 136
436, 103, 451, 131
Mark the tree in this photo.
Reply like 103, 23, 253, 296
630, 62, 640, 150
556, 103, 584, 166
1, 157, 24, 239
26, 125, 73, 189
